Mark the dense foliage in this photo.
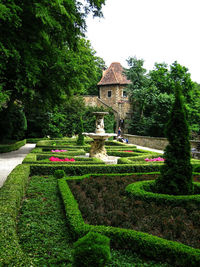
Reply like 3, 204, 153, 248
73, 232, 111, 267
0, 102, 27, 141
126, 57, 200, 137
24, 96, 115, 138
0, 0, 106, 141
155, 84, 193, 195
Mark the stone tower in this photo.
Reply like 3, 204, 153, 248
98, 62, 132, 130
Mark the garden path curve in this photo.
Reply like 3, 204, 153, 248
0, 143, 36, 188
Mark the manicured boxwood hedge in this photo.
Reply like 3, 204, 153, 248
117, 153, 162, 163
30, 163, 162, 176
0, 139, 26, 153
0, 164, 30, 266
30, 147, 87, 153
23, 153, 105, 165
58, 174, 200, 267
36, 139, 92, 147
126, 179, 200, 207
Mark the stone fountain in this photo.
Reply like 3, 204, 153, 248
83, 112, 117, 160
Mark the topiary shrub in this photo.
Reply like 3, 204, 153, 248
155, 83, 193, 195
54, 169, 66, 179
76, 116, 85, 146
73, 232, 111, 267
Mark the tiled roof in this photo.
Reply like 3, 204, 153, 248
98, 62, 131, 86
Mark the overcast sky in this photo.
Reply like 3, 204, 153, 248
85, 0, 200, 83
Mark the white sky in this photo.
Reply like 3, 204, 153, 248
85, 0, 200, 83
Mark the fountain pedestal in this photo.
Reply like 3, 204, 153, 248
83, 112, 117, 160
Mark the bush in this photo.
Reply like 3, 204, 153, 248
77, 116, 85, 146
73, 232, 111, 267
155, 84, 193, 195
0, 139, 26, 153
0, 164, 30, 266
0, 103, 27, 142
54, 169, 66, 179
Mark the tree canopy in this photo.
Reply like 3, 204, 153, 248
0, 0, 106, 107
0, 0, 106, 141
126, 57, 200, 137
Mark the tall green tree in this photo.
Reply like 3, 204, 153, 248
155, 83, 193, 195
0, 0, 106, 141
0, 0, 106, 105
126, 57, 199, 137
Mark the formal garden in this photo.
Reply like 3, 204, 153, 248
1, 1, 200, 266
0, 84, 200, 266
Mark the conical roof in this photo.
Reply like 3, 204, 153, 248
98, 62, 131, 86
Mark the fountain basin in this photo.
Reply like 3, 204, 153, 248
83, 133, 117, 160
82, 111, 117, 160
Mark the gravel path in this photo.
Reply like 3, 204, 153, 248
0, 143, 35, 188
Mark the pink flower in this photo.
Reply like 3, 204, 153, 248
51, 149, 67, 153
123, 150, 133, 152
144, 157, 164, 162
49, 157, 75, 162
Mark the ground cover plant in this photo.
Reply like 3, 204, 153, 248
68, 173, 200, 249
17, 174, 170, 266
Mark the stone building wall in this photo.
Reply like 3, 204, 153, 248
99, 84, 132, 120
83, 96, 99, 107
123, 134, 200, 152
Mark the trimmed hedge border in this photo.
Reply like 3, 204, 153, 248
0, 164, 30, 266
0, 139, 26, 153
30, 162, 200, 176
117, 152, 162, 164
30, 163, 162, 176
126, 180, 200, 206
58, 174, 200, 266
23, 153, 105, 165
30, 147, 87, 154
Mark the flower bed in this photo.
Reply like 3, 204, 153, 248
49, 157, 75, 162
145, 157, 165, 162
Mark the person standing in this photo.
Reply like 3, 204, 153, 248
118, 127, 121, 136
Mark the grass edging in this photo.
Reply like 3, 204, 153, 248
0, 164, 30, 266
0, 139, 26, 153
58, 175, 200, 267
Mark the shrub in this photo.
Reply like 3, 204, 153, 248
54, 169, 66, 179
0, 103, 27, 142
155, 84, 193, 195
77, 116, 85, 146
73, 232, 111, 267
0, 139, 26, 153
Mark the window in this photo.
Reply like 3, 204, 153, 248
123, 90, 127, 97
108, 90, 112, 97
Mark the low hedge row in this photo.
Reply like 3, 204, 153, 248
30, 163, 162, 176
107, 149, 158, 158
36, 139, 92, 147
31, 147, 86, 155
0, 139, 26, 153
117, 153, 162, 164
58, 175, 200, 266
23, 153, 105, 165
0, 164, 30, 266
126, 180, 200, 207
